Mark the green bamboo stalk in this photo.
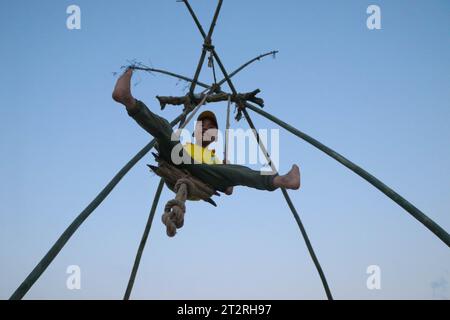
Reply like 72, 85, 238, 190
241, 108, 334, 300
131, 50, 278, 94
131, 66, 210, 89
124, 179, 165, 300
281, 188, 333, 300
245, 103, 450, 247
188, 0, 223, 95
9, 115, 183, 300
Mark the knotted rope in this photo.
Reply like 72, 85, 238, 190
162, 179, 191, 237
149, 160, 218, 237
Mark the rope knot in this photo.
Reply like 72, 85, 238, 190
210, 83, 221, 93
174, 178, 195, 195
162, 179, 192, 237
162, 197, 186, 238
203, 41, 215, 52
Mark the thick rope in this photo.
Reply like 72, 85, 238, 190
162, 180, 191, 237
124, 179, 165, 300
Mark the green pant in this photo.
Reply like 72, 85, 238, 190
128, 100, 277, 192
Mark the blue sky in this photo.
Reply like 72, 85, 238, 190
0, 0, 449, 299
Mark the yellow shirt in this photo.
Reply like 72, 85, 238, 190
183, 143, 222, 165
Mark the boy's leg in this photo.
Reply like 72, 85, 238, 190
184, 164, 277, 192
113, 69, 180, 162
127, 100, 180, 161
184, 163, 301, 192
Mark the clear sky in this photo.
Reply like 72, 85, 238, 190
1, 0, 449, 300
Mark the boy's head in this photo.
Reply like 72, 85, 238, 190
195, 111, 218, 148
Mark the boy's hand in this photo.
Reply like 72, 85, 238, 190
224, 186, 234, 195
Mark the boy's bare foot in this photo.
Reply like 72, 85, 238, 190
273, 165, 301, 190
112, 68, 136, 110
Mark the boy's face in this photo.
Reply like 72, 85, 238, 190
195, 118, 218, 148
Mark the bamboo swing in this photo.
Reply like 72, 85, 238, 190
10, 0, 449, 302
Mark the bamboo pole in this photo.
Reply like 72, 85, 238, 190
188, 0, 223, 95
124, 179, 165, 300
130, 50, 278, 95
245, 103, 450, 247
241, 108, 334, 300
10, 115, 184, 300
